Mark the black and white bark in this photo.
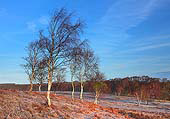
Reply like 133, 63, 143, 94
22, 41, 41, 92
39, 8, 84, 106
76, 46, 99, 101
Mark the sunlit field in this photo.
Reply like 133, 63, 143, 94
1, 0, 170, 119
0, 90, 169, 119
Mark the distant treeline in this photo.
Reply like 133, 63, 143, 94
53, 76, 170, 101
1, 76, 170, 101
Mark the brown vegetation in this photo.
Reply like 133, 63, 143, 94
1, 90, 169, 119
0, 90, 130, 119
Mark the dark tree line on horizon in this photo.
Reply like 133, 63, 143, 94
34, 76, 170, 105
1, 75, 169, 106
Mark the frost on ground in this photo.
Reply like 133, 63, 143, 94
0, 90, 169, 119
56, 91, 170, 119
0, 90, 129, 119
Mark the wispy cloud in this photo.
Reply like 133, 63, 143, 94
88, 0, 168, 78
92, 0, 161, 55
103, 55, 170, 78
99, 0, 159, 31
38, 16, 49, 25
90, 0, 165, 63
26, 16, 49, 32
134, 42, 170, 51
112, 34, 170, 55
26, 21, 36, 32
110, 43, 170, 58
132, 34, 170, 47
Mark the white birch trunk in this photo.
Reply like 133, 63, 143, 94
47, 79, 52, 106
29, 80, 33, 92
39, 85, 41, 92
47, 65, 52, 106
94, 91, 99, 104
80, 80, 83, 100
94, 95, 98, 104
71, 75, 75, 100
136, 93, 141, 106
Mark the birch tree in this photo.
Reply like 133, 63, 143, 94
22, 40, 41, 92
69, 40, 87, 100
39, 8, 84, 106
92, 71, 106, 104
93, 81, 107, 104
70, 63, 76, 100
54, 67, 66, 91
76, 47, 98, 101
36, 59, 47, 91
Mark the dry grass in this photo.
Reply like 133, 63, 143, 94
0, 90, 169, 119
0, 90, 128, 119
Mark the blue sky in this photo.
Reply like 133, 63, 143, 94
0, 0, 170, 83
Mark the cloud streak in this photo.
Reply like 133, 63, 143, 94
26, 15, 49, 32
26, 21, 36, 32
135, 42, 170, 51
99, 0, 159, 32
92, 0, 162, 57
38, 16, 49, 25
87, 0, 169, 78
91, 0, 161, 58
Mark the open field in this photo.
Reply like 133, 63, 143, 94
55, 91, 170, 114
0, 90, 128, 119
0, 90, 169, 119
